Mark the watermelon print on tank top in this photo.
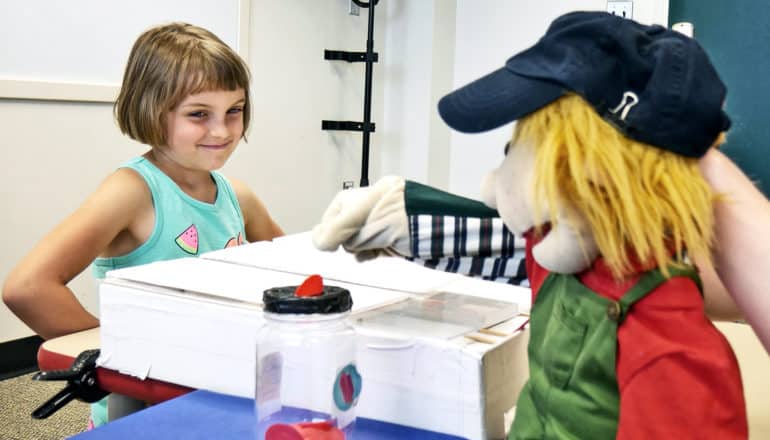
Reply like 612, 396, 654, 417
225, 232, 244, 248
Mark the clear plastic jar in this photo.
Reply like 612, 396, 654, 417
256, 277, 361, 439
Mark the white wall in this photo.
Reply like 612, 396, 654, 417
222, 0, 386, 234
378, 0, 456, 188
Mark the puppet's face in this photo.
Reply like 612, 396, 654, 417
481, 136, 598, 274
480, 139, 539, 236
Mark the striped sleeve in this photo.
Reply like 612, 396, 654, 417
407, 214, 528, 286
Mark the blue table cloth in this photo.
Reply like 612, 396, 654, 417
70, 390, 468, 439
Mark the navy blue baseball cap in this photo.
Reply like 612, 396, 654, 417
437, 11, 730, 158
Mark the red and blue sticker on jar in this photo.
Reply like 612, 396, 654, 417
332, 363, 362, 411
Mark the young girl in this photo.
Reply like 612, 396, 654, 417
2, 22, 283, 426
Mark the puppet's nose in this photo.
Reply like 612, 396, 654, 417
480, 170, 498, 209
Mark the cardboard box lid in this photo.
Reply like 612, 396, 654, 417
202, 233, 471, 294
104, 257, 410, 314
202, 233, 531, 308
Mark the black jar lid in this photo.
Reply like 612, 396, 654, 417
262, 275, 352, 315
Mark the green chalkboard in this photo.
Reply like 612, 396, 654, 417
670, 1, 770, 197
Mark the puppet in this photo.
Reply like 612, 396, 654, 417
313, 11, 747, 439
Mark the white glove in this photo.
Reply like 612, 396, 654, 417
312, 176, 410, 258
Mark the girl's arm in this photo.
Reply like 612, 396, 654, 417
692, 254, 742, 321
2, 169, 151, 340
230, 178, 284, 242
699, 148, 770, 352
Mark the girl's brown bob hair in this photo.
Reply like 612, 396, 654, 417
114, 22, 251, 147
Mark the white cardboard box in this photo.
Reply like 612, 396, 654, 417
98, 235, 531, 439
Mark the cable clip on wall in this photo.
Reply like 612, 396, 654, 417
321, 0, 380, 187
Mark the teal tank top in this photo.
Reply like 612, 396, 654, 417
92, 157, 246, 279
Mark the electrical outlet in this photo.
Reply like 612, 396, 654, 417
607, 1, 633, 19
672, 22, 694, 38
343, 181, 355, 190
349, 0, 360, 16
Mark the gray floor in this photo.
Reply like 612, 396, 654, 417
0, 372, 89, 440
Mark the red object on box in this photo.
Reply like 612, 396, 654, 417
294, 274, 324, 297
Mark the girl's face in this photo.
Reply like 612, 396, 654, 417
162, 88, 246, 172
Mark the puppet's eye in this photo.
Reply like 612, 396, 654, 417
504, 141, 510, 156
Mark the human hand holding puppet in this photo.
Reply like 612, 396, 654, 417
313, 11, 747, 439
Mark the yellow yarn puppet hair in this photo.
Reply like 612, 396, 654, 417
513, 94, 716, 279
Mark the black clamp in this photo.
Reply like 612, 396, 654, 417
31, 349, 109, 419
324, 50, 378, 63
322, 120, 376, 132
